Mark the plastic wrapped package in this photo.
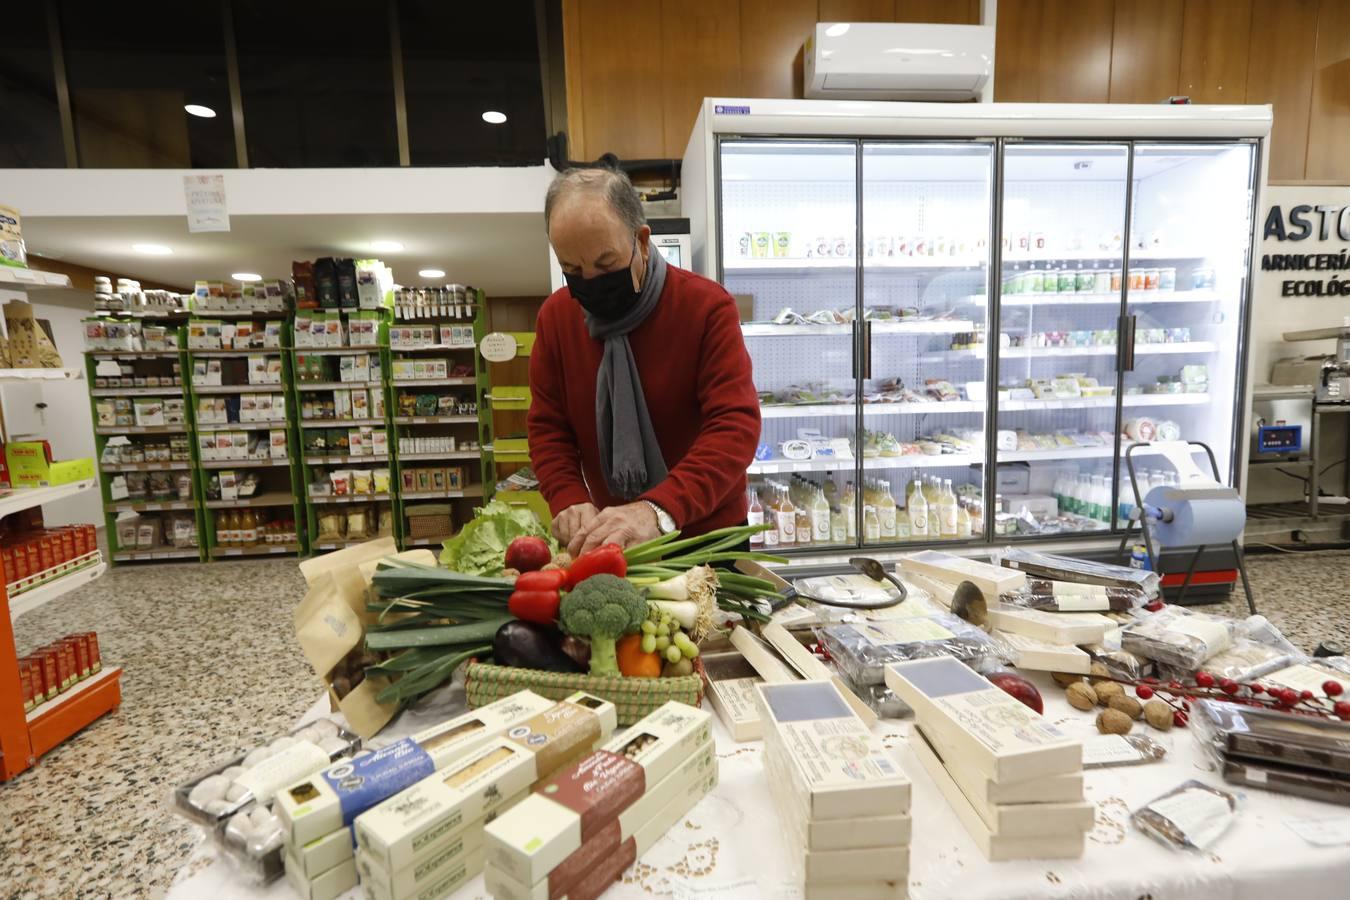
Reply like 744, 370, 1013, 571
1158, 639, 1300, 684
836, 672, 912, 719
217, 804, 286, 884
1131, 780, 1238, 851
997, 546, 1161, 598
816, 614, 1009, 686
1082, 643, 1152, 681
998, 578, 1149, 613
1120, 607, 1239, 670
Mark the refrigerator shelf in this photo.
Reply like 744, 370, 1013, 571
759, 393, 1208, 419
1002, 251, 1206, 263
936, 341, 1218, 360
726, 257, 985, 275
741, 320, 977, 337
972, 289, 1223, 307
751, 441, 1180, 474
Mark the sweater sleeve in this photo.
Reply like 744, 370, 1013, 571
526, 304, 594, 516
640, 291, 760, 527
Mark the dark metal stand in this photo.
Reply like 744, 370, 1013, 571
1115, 441, 1257, 616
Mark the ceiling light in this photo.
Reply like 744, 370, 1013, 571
184, 104, 216, 118
481, 111, 507, 125
232, 272, 262, 282
371, 240, 404, 252
418, 268, 446, 279
132, 243, 173, 255
824, 23, 850, 37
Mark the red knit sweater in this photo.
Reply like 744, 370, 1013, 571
527, 264, 760, 535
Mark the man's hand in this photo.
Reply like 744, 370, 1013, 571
552, 502, 599, 547
568, 502, 660, 556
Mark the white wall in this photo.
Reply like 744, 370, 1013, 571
1247, 184, 1350, 504
0, 286, 101, 526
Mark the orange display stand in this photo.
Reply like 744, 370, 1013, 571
0, 579, 120, 781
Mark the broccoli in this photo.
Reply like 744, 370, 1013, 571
559, 574, 649, 677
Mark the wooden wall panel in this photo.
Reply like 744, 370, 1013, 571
1109, 0, 1185, 103
570, 0, 664, 161
660, 0, 743, 159
818, 0, 895, 21
561, 0, 586, 164
1306, 0, 1350, 182
1247, 0, 1319, 182
1039, 0, 1115, 102
740, 0, 817, 98
894, 0, 980, 24
1178, 0, 1252, 103
993, 0, 1043, 101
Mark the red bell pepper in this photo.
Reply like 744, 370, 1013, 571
564, 543, 628, 590
516, 569, 567, 592
509, 589, 561, 624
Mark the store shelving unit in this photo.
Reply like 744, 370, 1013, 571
1, 279, 117, 781
292, 306, 396, 553
387, 289, 490, 550
86, 323, 202, 564
186, 311, 305, 560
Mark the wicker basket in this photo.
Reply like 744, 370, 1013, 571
465, 660, 705, 726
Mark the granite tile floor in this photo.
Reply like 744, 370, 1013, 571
3, 550, 1350, 900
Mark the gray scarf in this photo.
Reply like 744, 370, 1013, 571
586, 247, 669, 500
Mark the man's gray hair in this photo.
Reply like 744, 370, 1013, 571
544, 166, 646, 233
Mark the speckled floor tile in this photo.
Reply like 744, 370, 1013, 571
1, 551, 1349, 900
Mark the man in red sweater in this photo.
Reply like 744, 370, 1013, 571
528, 166, 760, 556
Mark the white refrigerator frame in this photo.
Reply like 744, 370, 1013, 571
683, 98, 1273, 562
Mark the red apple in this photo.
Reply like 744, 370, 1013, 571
986, 669, 1044, 715
505, 536, 552, 573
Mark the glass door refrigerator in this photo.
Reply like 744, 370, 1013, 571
684, 98, 1269, 559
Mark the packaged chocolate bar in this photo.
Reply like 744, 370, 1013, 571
1131, 780, 1238, 852
998, 578, 1148, 613
816, 614, 1008, 686
998, 548, 1161, 599
1157, 639, 1298, 684
1120, 607, 1238, 670
1191, 698, 1350, 777
1220, 755, 1350, 806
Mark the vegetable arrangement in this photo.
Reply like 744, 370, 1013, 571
366, 522, 782, 707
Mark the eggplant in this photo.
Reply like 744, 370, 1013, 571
493, 621, 584, 673
561, 636, 591, 669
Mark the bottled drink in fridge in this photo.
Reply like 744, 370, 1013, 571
795, 492, 813, 546
957, 500, 973, 538
811, 488, 830, 543
830, 505, 847, 545
842, 480, 857, 540
1091, 475, 1110, 523
877, 480, 897, 539
938, 479, 959, 537
863, 505, 881, 542
776, 486, 797, 546
823, 474, 838, 506
748, 488, 764, 549
907, 481, 929, 538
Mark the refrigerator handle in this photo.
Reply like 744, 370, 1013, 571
864, 320, 873, 380
1121, 313, 1138, 371
851, 321, 859, 379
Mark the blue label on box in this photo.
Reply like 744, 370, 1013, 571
715, 104, 750, 115
322, 737, 435, 823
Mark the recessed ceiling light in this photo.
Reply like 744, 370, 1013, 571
232, 272, 262, 282
371, 240, 404, 252
418, 268, 446, 279
184, 104, 217, 118
481, 111, 507, 125
132, 243, 173, 255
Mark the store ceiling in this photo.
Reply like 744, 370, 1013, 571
20, 212, 553, 297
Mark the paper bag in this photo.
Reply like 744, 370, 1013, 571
3, 301, 63, 367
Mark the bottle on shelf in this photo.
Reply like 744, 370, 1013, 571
830, 503, 847, 545
795, 488, 813, 546
938, 479, 959, 538
863, 505, 881, 542
957, 498, 973, 538
1092, 475, 1111, 523
969, 497, 984, 536
907, 479, 929, 540
242, 510, 260, 545
761, 486, 779, 550
823, 473, 837, 506
811, 488, 831, 544
841, 480, 857, 541
877, 480, 897, 540
1117, 474, 1135, 528
775, 484, 797, 546
748, 488, 765, 549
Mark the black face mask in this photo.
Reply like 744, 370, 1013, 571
565, 240, 640, 320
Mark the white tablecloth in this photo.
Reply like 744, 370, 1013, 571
168, 675, 1350, 900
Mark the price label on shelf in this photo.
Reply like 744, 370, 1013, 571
792, 462, 812, 472
144, 503, 161, 511
223, 549, 242, 557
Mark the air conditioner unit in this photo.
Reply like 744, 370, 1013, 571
804, 22, 994, 102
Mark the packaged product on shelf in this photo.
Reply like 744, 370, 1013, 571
816, 615, 1007, 686
700, 650, 765, 741
986, 607, 1112, 645
1120, 607, 1238, 670
897, 550, 1025, 600
996, 630, 1091, 674
1191, 698, 1350, 779
1131, 780, 1238, 851
484, 702, 712, 885
1159, 639, 1299, 684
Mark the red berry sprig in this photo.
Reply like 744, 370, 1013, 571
1104, 669, 1350, 724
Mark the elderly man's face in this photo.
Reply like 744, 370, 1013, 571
549, 193, 651, 286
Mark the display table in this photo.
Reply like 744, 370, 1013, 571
168, 674, 1350, 900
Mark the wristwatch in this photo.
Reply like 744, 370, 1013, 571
644, 501, 677, 534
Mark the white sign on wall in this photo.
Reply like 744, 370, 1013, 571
183, 174, 230, 233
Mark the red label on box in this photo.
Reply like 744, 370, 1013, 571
63, 637, 89, 679
36, 650, 57, 699
38, 536, 54, 573
0, 547, 13, 584
83, 631, 101, 670
19, 660, 33, 711
59, 529, 75, 564
72, 526, 88, 556
23, 541, 39, 578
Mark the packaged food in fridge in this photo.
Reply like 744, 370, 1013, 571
1120, 607, 1238, 670
815, 615, 1008, 686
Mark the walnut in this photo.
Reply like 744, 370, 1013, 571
1144, 699, 1175, 731
1052, 671, 1085, 688
1108, 694, 1143, 720
1094, 681, 1125, 707
1096, 708, 1133, 735
1089, 662, 1111, 678
1066, 682, 1098, 711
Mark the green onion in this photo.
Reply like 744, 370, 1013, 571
365, 616, 512, 651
